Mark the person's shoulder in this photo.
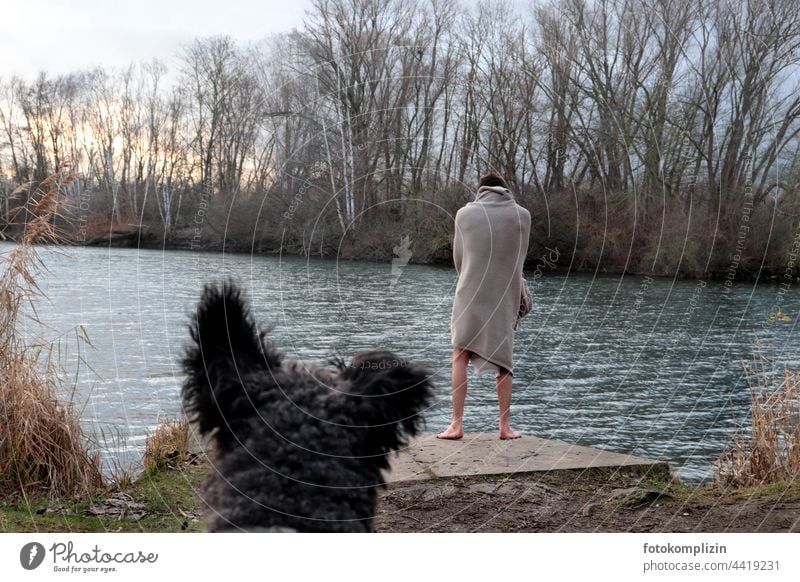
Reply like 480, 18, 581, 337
455, 202, 478, 218
514, 202, 531, 218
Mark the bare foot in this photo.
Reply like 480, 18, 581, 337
436, 423, 464, 440
499, 428, 521, 440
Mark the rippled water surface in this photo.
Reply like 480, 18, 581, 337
3, 241, 799, 483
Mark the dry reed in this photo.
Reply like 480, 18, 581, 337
142, 419, 190, 475
716, 352, 800, 488
0, 172, 104, 499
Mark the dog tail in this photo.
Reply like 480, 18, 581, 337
343, 351, 434, 466
182, 281, 279, 436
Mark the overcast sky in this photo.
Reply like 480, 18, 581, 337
0, 0, 313, 78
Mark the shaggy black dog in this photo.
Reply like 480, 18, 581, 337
182, 282, 434, 532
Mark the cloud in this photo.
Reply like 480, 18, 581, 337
0, 0, 310, 78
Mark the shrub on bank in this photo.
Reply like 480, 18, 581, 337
716, 354, 800, 487
0, 173, 103, 499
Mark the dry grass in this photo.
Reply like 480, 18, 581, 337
143, 419, 190, 475
0, 172, 104, 499
716, 353, 800, 488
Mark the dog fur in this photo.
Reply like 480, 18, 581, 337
182, 282, 434, 532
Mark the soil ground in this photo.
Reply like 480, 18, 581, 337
376, 467, 800, 533
2, 462, 798, 533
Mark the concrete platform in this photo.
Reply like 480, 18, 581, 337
189, 425, 667, 484
386, 433, 667, 484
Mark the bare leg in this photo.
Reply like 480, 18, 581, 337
437, 347, 469, 439
497, 370, 521, 439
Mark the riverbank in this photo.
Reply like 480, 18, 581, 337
4, 230, 799, 282
2, 456, 798, 533
90, 230, 800, 281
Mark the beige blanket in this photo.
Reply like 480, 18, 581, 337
451, 185, 531, 375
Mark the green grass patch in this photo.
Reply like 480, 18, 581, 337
0, 463, 207, 533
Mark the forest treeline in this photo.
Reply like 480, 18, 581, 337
2, 0, 800, 278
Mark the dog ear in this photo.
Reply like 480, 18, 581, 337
343, 350, 433, 460
182, 281, 281, 436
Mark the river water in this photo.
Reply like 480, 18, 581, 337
3, 241, 799, 483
